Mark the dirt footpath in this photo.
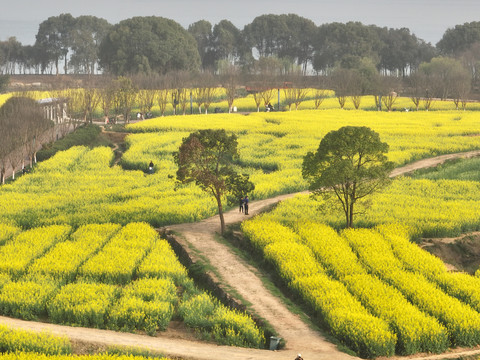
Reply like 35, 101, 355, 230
389, 150, 480, 177
166, 192, 353, 360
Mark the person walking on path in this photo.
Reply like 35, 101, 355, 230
239, 197, 244, 213
243, 195, 249, 215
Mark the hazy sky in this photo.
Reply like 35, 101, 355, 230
1, 0, 480, 46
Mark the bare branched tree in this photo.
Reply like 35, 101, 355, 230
252, 91, 263, 112
157, 89, 169, 116
382, 91, 398, 111
260, 88, 275, 109
0, 97, 52, 179
194, 88, 205, 114
283, 87, 295, 111
221, 64, 240, 113
293, 87, 308, 110
314, 89, 327, 109
203, 87, 218, 114
83, 85, 100, 123
138, 89, 156, 119
113, 76, 137, 124
98, 81, 116, 124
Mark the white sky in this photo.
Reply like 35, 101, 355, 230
1, 0, 480, 45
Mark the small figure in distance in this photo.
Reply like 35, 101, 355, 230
239, 196, 244, 213
268, 102, 274, 112
148, 160, 154, 174
295, 354, 303, 360
243, 195, 249, 215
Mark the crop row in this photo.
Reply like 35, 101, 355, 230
179, 292, 265, 347
0, 223, 19, 246
0, 223, 264, 347
29, 223, 121, 283
241, 219, 396, 358
0, 353, 170, 360
343, 228, 480, 347
377, 224, 480, 313
0, 225, 71, 278
78, 222, 157, 284
242, 217, 480, 356
0, 325, 71, 355
294, 221, 448, 354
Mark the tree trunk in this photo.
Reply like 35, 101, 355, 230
348, 203, 354, 228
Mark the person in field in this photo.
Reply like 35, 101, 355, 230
243, 195, 249, 215
148, 160, 154, 174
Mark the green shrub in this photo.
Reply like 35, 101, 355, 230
37, 125, 110, 162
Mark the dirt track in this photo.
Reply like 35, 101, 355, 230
2, 150, 480, 360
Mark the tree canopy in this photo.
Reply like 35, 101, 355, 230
302, 126, 394, 228
98, 16, 201, 75
0, 13, 441, 77
437, 21, 480, 56
173, 129, 254, 234
188, 20, 215, 70
69, 15, 111, 74
35, 13, 76, 75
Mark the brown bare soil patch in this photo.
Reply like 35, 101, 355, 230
421, 232, 480, 274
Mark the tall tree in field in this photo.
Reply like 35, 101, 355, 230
0, 37, 22, 74
99, 16, 201, 75
98, 79, 116, 124
220, 62, 240, 113
113, 76, 137, 124
69, 15, 111, 74
302, 126, 393, 228
188, 20, 215, 70
419, 57, 471, 101
173, 129, 254, 235
437, 21, 480, 56
35, 13, 75, 75
282, 14, 316, 73
243, 14, 289, 58
211, 20, 242, 65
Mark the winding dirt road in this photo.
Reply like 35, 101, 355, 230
2, 150, 480, 360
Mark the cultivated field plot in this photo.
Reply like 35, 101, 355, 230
2, 109, 480, 229
0, 222, 264, 348
1, 106, 480, 357
242, 217, 480, 358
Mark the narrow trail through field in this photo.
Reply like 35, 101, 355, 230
2, 150, 480, 360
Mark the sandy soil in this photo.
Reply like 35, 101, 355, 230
2, 151, 480, 360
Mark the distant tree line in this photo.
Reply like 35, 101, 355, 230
1, 13, 480, 78
0, 13, 479, 115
